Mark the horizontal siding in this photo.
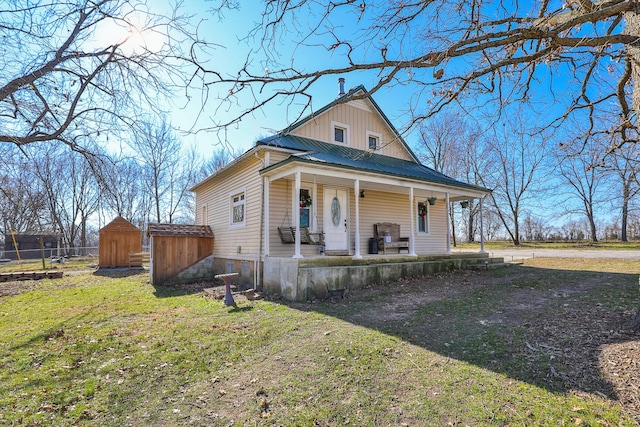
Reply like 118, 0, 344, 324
268, 179, 324, 257
195, 145, 451, 260
266, 151, 290, 166
194, 155, 263, 259
267, 182, 449, 256
291, 102, 414, 161
355, 189, 448, 255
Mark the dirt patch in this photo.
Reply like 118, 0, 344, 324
0, 279, 43, 297
296, 264, 640, 421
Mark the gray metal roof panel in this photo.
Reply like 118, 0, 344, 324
257, 134, 489, 192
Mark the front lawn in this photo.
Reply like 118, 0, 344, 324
0, 258, 638, 425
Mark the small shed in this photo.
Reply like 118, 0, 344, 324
98, 217, 142, 268
147, 223, 214, 285
3, 233, 58, 260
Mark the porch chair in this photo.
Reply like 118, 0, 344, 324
374, 222, 410, 254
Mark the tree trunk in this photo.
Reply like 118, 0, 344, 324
80, 218, 86, 256
588, 213, 598, 242
621, 185, 629, 242
626, 9, 640, 119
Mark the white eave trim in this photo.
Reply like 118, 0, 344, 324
189, 145, 299, 192
261, 160, 490, 199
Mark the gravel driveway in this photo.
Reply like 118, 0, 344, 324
485, 248, 640, 261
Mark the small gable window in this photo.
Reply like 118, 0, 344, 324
367, 131, 382, 150
331, 121, 350, 144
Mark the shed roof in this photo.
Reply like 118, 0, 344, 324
99, 216, 141, 234
147, 223, 214, 237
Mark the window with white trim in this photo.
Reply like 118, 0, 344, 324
366, 130, 382, 150
417, 201, 429, 234
230, 191, 245, 227
331, 121, 350, 144
299, 188, 312, 228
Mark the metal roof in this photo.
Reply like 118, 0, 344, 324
257, 134, 490, 193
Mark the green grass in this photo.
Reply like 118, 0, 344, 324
0, 260, 638, 425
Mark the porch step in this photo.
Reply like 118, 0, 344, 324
324, 250, 349, 256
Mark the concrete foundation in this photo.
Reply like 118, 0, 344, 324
163, 255, 215, 285
263, 253, 500, 302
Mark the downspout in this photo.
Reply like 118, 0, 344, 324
353, 179, 362, 259
255, 150, 266, 290
445, 192, 451, 253
479, 195, 486, 253
293, 171, 302, 258
409, 187, 416, 256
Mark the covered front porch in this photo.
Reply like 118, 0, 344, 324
263, 252, 502, 302
261, 162, 490, 260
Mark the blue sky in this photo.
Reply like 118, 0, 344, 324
163, 1, 433, 156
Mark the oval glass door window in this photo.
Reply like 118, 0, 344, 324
331, 197, 341, 227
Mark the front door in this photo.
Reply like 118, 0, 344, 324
323, 187, 348, 253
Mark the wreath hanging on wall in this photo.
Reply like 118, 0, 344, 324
300, 191, 312, 208
419, 203, 427, 218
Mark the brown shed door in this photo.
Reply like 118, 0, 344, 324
110, 240, 117, 267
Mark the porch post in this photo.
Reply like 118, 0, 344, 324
293, 171, 303, 258
409, 187, 416, 256
264, 177, 270, 256
446, 192, 451, 253
353, 179, 362, 259
479, 196, 486, 253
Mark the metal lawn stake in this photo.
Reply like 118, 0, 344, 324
215, 273, 239, 307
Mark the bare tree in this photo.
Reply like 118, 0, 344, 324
477, 115, 551, 246
417, 112, 486, 244
99, 155, 146, 222
607, 141, 640, 241
199, 147, 237, 180
556, 136, 611, 242
205, 1, 640, 156
0, 147, 49, 234
29, 144, 100, 254
131, 118, 199, 223
0, 1, 206, 151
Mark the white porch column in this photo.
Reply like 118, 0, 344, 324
409, 187, 416, 256
446, 192, 451, 253
353, 179, 362, 259
293, 171, 303, 258
264, 177, 270, 256
479, 196, 486, 253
